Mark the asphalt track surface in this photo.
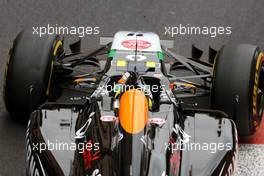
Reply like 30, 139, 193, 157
0, 0, 264, 175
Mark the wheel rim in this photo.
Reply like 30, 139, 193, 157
257, 65, 264, 120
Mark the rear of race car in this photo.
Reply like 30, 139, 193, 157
24, 31, 238, 176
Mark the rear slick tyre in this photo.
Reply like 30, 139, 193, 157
211, 44, 264, 136
3, 30, 63, 121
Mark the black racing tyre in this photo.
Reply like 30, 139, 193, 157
211, 44, 264, 136
3, 30, 63, 120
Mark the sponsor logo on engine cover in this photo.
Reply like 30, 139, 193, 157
122, 40, 151, 49
100, 115, 117, 122
75, 112, 95, 139
126, 54, 147, 61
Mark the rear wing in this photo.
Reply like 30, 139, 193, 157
99, 37, 174, 49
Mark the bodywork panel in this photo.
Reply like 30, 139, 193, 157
26, 106, 237, 176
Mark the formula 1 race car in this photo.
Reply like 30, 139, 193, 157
3, 30, 264, 175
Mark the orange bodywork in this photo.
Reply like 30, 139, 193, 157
119, 89, 148, 134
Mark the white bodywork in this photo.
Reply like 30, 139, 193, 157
111, 31, 162, 52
